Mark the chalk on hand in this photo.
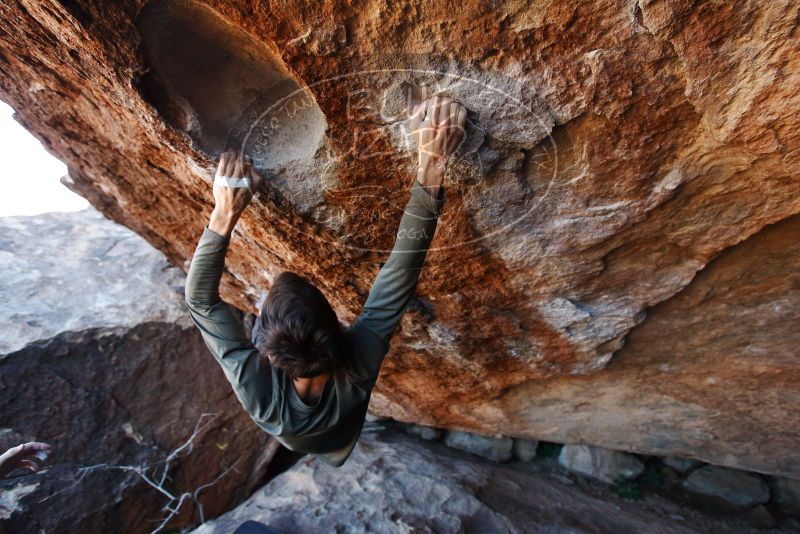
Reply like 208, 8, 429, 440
214, 173, 251, 189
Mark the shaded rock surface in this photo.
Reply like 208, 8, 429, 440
0, 210, 274, 533
683, 466, 770, 509
192, 429, 772, 534
746, 505, 777, 530
774, 477, 800, 517
558, 444, 644, 484
0, 0, 799, 477
475, 214, 800, 478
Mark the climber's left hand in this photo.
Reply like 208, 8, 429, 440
208, 148, 263, 237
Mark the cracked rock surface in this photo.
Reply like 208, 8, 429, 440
193, 429, 773, 534
0, 0, 798, 477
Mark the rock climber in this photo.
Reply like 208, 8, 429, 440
184, 96, 467, 466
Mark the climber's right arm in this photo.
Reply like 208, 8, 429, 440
347, 97, 466, 385
347, 181, 445, 385
184, 149, 272, 420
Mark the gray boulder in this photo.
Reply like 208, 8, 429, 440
405, 424, 443, 441
444, 430, 513, 462
773, 476, 800, 516
558, 444, 645, 484
0, 210, 190, 354
512, 438, 539, 462
683, 466, 769, 508
747, 505, 777, 529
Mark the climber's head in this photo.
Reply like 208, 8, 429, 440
254, 271, 343, 379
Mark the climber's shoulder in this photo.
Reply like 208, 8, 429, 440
341, 322, 389, 387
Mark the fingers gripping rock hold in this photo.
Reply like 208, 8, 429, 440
409, 96, 468, 193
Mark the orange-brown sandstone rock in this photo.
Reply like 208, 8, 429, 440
0, 0, 798, 477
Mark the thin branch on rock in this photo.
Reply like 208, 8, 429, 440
38, 413, 239, 533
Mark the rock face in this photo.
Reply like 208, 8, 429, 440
474, 215, 800, 477
1, 0, 799, 477
405, 424, 443, 441
0, 210, 274, 533
192, 429, 767, 534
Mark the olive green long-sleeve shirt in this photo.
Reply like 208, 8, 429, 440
184, 181, 444, 466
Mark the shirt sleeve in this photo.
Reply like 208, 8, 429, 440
348, 180, 444, 384
184, 226, 273, 420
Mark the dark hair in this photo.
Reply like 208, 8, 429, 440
254, 272, 342, 379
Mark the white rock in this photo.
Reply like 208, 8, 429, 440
405, 424, 442, 441
558, 444, 644, 484
444, 430, 513, 462
683, 466, 769, 508
513, 438, 538, 462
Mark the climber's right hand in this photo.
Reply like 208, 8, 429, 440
409, 96, 467, 196
208, 148, 263, 238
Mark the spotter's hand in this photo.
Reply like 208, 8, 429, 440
209, 148, 263, 237
0, 442, 52, 479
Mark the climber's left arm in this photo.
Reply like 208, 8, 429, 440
184, 149, 272, 420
